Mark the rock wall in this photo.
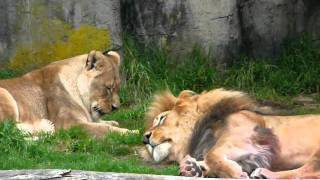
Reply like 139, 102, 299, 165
239, 0, 320, 58
121, 0, 242, 66
122, 0, 320, 63
0, 0, 319, 64
0, 0, 121, 63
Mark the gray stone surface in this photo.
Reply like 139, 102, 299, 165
121, 0, 241, 66
0, 0, 121, 63
122, 0, 320, 63
0, 169, 220, 180
238, 0, 320, 58
0, 0, 319, 64
60, 0, 122, 46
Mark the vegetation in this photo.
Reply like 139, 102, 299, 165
0, 35, 319, 175
121, 35, 320, 104
0, 121, 178, 174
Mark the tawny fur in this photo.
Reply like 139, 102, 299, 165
142, 88, 263, 163
142, 88, 320, 179
0, 50, 134, 137
145, 90, 177, 129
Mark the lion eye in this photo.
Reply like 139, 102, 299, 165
152, 111, 170, 127
159, 115, 166, 125
153, 115, 166, 127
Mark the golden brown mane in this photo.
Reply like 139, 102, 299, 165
145, 90, 177, 129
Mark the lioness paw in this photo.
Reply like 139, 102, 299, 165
117, 129, 139, 135
39, 119, 55, 133
17, 119, 55, 134
100, 120, 120, 127
129, 129, 140, 134
179, 155, 205, 177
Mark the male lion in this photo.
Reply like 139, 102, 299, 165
0, 50, 135, 137
142, 88, 320, 178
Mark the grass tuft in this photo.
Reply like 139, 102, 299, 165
0, 121, 27, 153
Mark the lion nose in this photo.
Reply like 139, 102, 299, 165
111, 104, 118, 111
143, 132, 152, 144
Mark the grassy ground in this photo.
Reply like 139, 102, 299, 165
0, 35, 320, 175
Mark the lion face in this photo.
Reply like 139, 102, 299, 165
81, 50, 121, 121
141, 89, 250, 163
143, 90, 200, 163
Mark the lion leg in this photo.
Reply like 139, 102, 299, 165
202, 148, 250, 178
251, 166, 320, 179
180, 146, 250, 178
251, 149, 320, 179
180, 143, 249, 178
78, 122, 138, 138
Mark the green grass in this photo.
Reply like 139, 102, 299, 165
0, 121, 178, 174
120, 35, 320, 104
0, 35, 319, 174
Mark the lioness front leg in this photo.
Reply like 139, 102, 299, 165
98, 119, 120, 127
78, 122, 138, 138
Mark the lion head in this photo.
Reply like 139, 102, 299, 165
141, 88, 256, 163
78, 50, 121, 121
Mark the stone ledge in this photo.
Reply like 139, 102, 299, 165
0, 169, 226, 180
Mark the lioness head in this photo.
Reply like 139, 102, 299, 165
142, 90, 201, 163
80, 50, 121, 121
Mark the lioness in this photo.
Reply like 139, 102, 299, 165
0, 50, 135, 137
142, 88, 320, 179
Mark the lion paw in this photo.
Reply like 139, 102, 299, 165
250, 168, 272, 179
179, 155, 205, 177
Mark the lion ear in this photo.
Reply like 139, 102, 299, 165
85, 50, 98, 70
178, 90, 197, 99
105, 51, 121, 67
175, 90, 197, 114
175, 99, 189, 114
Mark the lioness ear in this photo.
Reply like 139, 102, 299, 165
104, 51, 121, 67
85, 50, 98, 70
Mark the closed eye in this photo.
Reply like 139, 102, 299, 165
105, 86, 112, 94
152, 111, 170, 127
158, 115, 166, 126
